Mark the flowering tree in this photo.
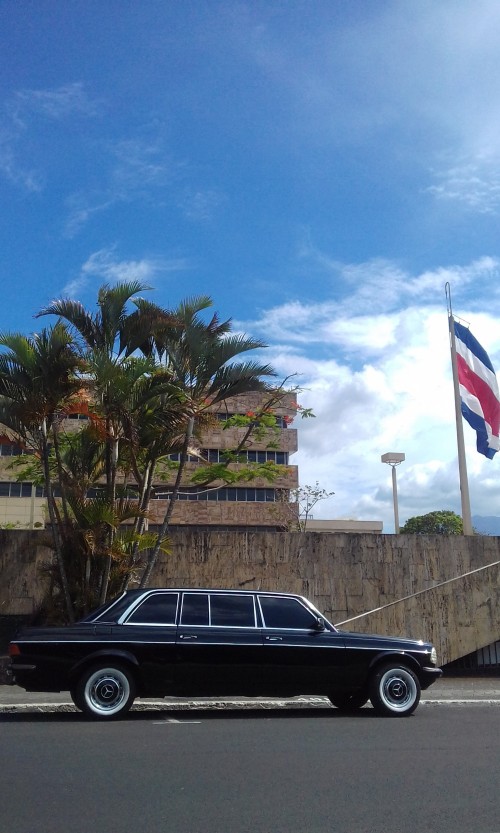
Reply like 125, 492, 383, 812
1, 283, 314, 620
274, 481, 335, 531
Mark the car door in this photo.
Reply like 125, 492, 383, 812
258, 595, 347, 696
112, 591, 179, 694
175, 592, 263, 696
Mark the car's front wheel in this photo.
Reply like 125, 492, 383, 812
328, 691, 369, 711
369, 663, 420, 716
75, 663, 136, 720
70, 684, 84, 712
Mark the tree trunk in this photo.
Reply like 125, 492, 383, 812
41, 420, 75, 623
139, 417, 193, 587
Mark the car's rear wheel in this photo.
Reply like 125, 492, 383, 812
75, 663, 136, 720
369, 663, 420, 716
328, 691, 369, 711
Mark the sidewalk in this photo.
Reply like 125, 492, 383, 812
1, 676, 500, 713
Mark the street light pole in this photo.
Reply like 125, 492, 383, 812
381, 453, 405, 534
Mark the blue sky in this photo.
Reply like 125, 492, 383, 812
2, 0, 500, 530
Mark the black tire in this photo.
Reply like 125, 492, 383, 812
329, 691, 369, 711
369, 663, 420, 717
75, 663, 136, 720
70, 685, 85, 712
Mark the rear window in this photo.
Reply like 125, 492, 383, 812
180, 593, 210, 626
210, 594, 256, 627
126, 593, 178, 625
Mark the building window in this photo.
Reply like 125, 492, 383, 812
0, 481, 34, 497
0, 443, 25, 456
166, 448, 289, 465
152, 486, 278, 503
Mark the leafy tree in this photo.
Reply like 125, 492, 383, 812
0, 324, 83, 621
37, 282, 176, 603
1, 282, 308, 619
274, 482, 335, 531
400, 510, 464, 535
138, 295, 278, 586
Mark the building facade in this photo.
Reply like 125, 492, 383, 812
0, 391, 299, 530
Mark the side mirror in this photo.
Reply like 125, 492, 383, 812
313, 617, 326, 632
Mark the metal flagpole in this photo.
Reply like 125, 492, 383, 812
445, 282, 473, 535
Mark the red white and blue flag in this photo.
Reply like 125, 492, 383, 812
454, 320, 500, 459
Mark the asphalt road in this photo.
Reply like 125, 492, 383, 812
1, 705, 499, 833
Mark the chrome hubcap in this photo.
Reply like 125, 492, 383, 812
380, 669, 416, 711
87, 672, 127, 712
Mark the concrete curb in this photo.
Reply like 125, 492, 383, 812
2, 669, 500, 713
1, 695, 500, 715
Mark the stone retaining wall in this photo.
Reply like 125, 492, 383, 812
1, 528, 499, 665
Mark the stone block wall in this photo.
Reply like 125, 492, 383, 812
1, 528, 499, 665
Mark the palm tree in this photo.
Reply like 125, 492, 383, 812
139, 296, 276, 586
37, 282, 168, 603
0, 324, 82, 621
36, 286, 279, 594
37, 282, 157, 490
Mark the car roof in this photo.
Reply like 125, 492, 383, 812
125, 588, 306, 600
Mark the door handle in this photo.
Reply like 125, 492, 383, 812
179, 634, 198, 640
265, 636, 283, 642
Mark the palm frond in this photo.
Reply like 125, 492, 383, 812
36, 300, 100, 348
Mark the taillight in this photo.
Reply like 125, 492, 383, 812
8, 643, 21, 657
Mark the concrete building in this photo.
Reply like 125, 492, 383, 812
306, 519, 384, 533
0, 391, 299, 530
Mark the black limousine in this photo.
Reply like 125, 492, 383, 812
8, 588, 442, 719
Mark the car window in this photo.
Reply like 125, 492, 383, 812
259, 596, 318, 629
210, 594, 256, 627
126, 592, 178, 625
180, 593, 209, 625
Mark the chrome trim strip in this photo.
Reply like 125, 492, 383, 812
93, 590, 128, 622
119, 622, 177, 628
13, 639, 177, 645
340, 644, 430, 653
12, 636, 428, 654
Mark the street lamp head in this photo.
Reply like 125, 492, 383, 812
381, 452, 405, 465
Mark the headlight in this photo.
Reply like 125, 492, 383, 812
430, 647, 437, 665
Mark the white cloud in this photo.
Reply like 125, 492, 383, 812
234, 0, 500, 213
427, 157, 500, 214
179, 188, 226, 222
63, 194, 116, 239
0, 134, 42, 191
62, 247, 192, 297
0, 82, 99, 192
13, 82, 100, 121
243, 256, 500, 351
110, 138, 173, 192
242, 256, 500, 531
64, 137, 176, 237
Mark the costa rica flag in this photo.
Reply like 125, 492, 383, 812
454, 320, 500, 459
